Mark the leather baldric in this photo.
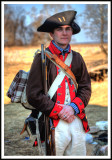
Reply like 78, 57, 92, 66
45, 50, 78, 97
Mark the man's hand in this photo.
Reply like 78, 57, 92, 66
58, 104, 75, 123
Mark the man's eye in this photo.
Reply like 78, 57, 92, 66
57, 28, 62, 31
66, 28, 71, 31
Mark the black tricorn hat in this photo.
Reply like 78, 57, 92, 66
37, 10, 81, 34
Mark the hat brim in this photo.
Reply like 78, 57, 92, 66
37, 21, 80, 35
71, 21, 81, 34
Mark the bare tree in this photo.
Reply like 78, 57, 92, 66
82, 4, 108, 55
39, 4, 73, 18
4, 4, 28, 46
4, 4, 15, 46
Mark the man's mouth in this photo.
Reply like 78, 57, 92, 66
61, 38, 68, 39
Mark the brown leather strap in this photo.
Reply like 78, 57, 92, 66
45, 51, 78, 90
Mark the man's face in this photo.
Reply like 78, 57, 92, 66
50, 25, 73, 49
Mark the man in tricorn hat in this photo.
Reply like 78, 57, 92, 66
26, 10, 91, 156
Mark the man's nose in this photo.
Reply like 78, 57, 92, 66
62, 29, 67, 34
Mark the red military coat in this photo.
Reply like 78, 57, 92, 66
26, 41, 91, 133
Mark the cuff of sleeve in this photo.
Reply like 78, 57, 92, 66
69, 103, 80, 115
49, 103, 63, 119
72, 97, 85, 114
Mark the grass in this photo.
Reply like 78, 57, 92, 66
85, 104, 108, 127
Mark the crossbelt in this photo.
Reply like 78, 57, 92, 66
47, 51, 73, 99
45, 50, 78, 93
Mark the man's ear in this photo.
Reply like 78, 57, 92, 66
48, 33, 53, 40
49, 32, 53, 39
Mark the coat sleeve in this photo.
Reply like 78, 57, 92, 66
26, 53, 63, 117
71, 51, 91, 113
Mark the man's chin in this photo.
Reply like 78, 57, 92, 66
59, 41, 69, 45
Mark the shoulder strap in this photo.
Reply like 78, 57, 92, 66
45, 50, 78, 93
47, 52, 73, 99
